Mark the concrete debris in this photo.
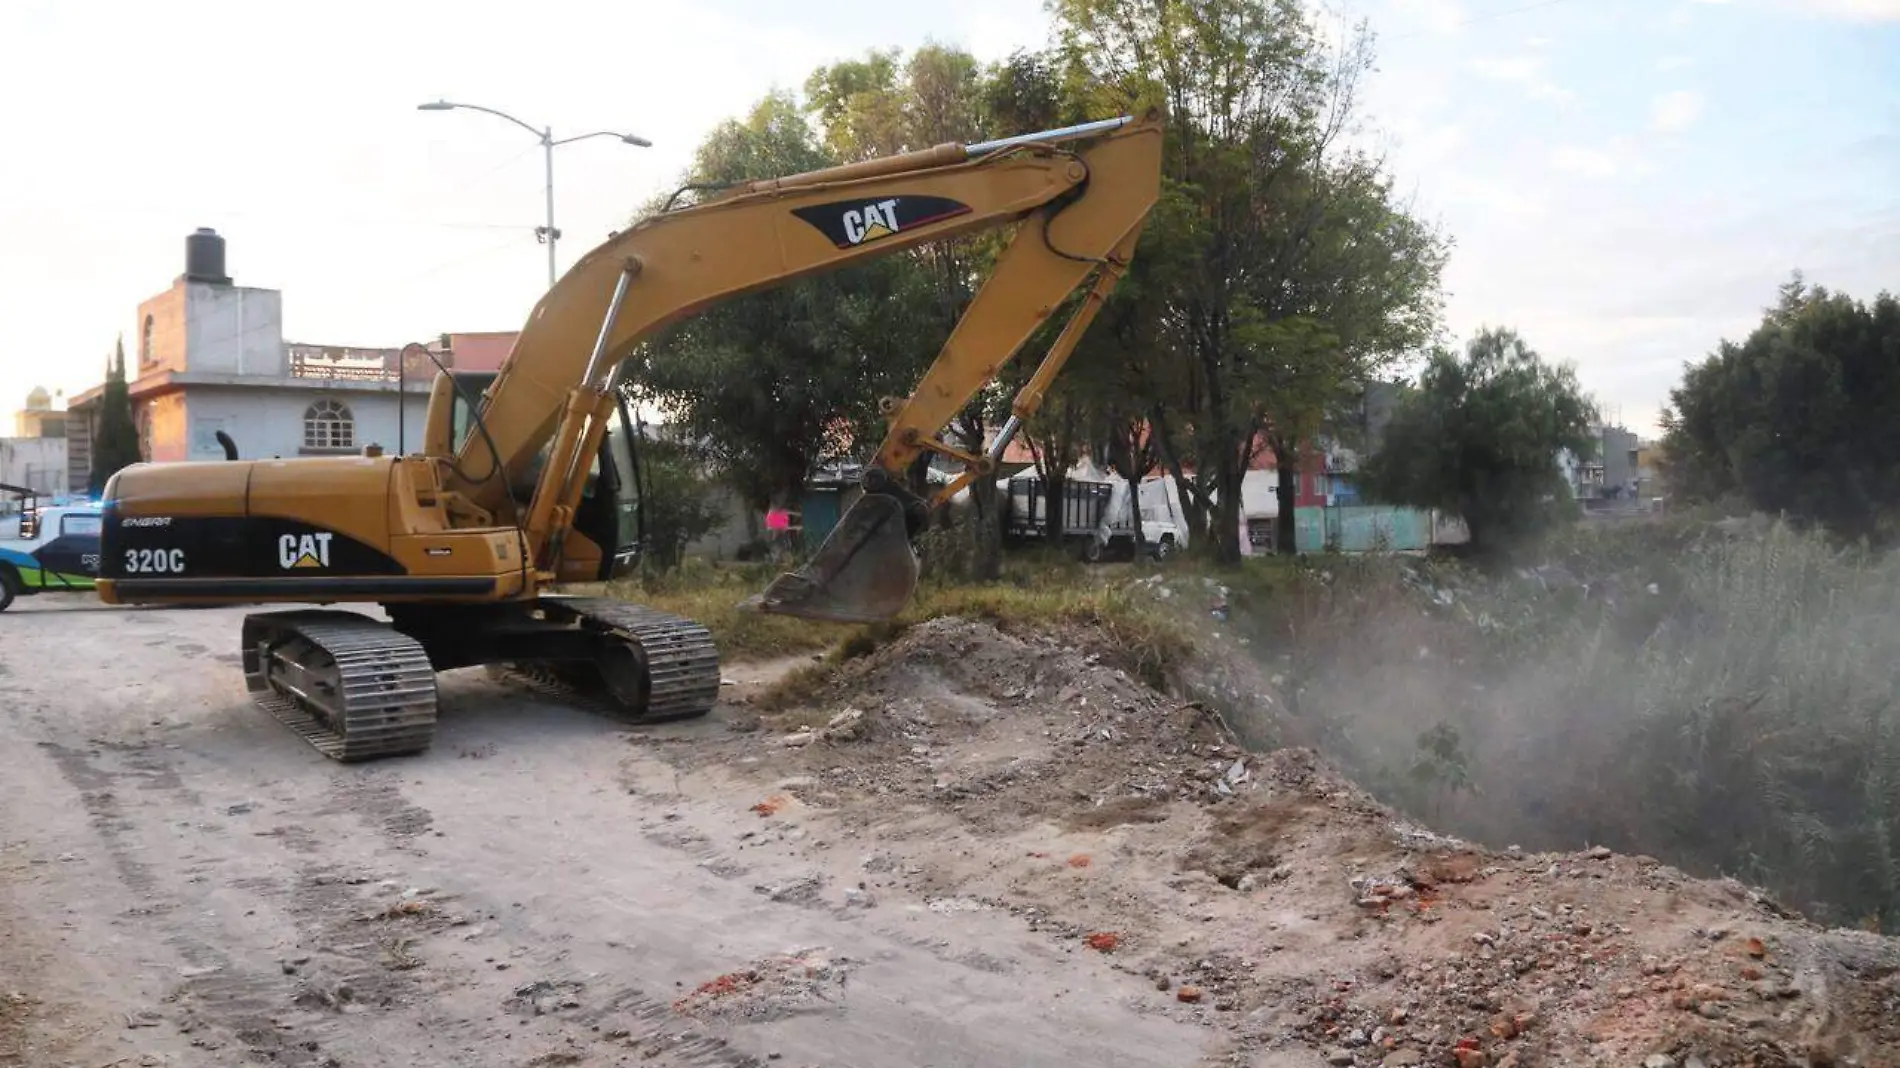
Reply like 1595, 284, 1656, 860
671, 948, 849, 1021
823, 707, 867, 742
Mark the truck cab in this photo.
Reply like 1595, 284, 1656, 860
0, 484, 104, 610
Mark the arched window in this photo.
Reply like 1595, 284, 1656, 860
303, 399, 355, 451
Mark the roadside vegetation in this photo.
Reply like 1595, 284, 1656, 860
610, 549, 1189, 695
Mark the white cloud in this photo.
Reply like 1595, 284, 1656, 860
1389, 0, 1469, 34
1469, 54, 1576, 105
1471, 56, 1539, 81
1693, 0, 1900, 19
1550, 145, 1622, 177
1779, 0, 1900, 19
1655, 54, 1697, 71
1651, 89, 1707, 132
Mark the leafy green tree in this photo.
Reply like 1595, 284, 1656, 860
803, 44, 1016, 578
1049, 0, 1448, 562
627, 93, 931, 514
89, 334, 141, 495
634, 436, 727, 573
1659, 272, 1900, 539
1355, 327, 1599, 556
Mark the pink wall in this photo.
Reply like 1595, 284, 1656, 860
445, 332, 516, 372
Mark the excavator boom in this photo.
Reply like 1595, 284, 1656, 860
456, 109, 1162, 620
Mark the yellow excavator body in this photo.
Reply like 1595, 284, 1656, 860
93, 110, 1164, 761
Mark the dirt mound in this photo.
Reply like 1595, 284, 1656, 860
686, 617, 1900, 1067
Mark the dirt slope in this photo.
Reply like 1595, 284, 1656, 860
651, 616, 1900, 1068
1, 603, 1894, 1068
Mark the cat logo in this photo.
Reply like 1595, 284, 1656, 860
841, 199, 900, 245
791, 195, 973, 250
278, 532, 335, 569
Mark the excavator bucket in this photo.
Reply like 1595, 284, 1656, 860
746, 493, 918, 623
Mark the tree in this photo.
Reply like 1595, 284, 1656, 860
628, 93, 932, 514
633, 436, 727, 573
1659, 272, 1900, 540
89, 334, 140, 495
1050, 0, 1448, 562
1355, 327, 1599, 556
804, 44, 1017, 578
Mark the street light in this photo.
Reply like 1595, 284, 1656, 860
417, 99, 651, 288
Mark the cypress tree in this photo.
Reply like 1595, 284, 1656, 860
89, 335, 142, 495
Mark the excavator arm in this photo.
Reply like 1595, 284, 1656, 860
450, 109, 1163, 622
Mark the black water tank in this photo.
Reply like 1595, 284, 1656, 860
184, 228, 231, 284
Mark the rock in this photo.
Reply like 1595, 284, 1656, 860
1346, 1029, 1368, 1047
1327, 1048, 1355, 1066
823, 708, 867, 742
1454, 1048, 1486, 1068
782, 731, 816, 747
1644, 1056, 1676, 1068
1383, 1051, 1423, 1068
1176, 985, 1203, 1003
1587, 845, 1613, 860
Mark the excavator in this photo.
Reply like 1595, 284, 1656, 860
93, 110, 1164, 761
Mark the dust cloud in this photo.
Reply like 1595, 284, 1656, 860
1205, 516, 1900, 930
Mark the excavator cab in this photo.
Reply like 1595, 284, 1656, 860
443, 370, 645, 581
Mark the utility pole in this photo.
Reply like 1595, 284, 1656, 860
417, 100, 651, 288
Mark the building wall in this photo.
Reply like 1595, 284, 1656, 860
0, 437, 69, 506
443, 332, 516, 373
64, 409, 92, 493
172, 387, 433, 461
1601, 425, 1639, 496
185, 283, 286, 376
136, 283, 189, 374
141, 394, 191, 462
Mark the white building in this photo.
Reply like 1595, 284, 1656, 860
2, 387, 71, 511
65, 229, 492, 474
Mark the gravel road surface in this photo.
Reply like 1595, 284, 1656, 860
0, 600, 1215, 1068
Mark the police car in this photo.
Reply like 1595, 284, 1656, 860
0, 483, 103, 611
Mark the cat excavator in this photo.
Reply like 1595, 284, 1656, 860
93, 110, 1163, 761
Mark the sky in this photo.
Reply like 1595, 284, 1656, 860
0, 0, 1895, 440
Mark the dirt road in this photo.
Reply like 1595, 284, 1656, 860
0, 601, 1214, 1068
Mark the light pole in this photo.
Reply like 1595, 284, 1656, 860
417, 99, 651, 288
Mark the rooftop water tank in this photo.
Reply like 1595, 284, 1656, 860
184, 228, 231, 285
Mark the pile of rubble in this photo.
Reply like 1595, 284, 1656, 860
713, 617, 1900, 1067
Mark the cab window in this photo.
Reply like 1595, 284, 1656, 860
62, 514, 101, 537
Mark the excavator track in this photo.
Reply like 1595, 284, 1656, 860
487, 597, 722, 725
241, 610, 438, 762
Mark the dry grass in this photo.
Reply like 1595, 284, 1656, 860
588, 555, 1194, 708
